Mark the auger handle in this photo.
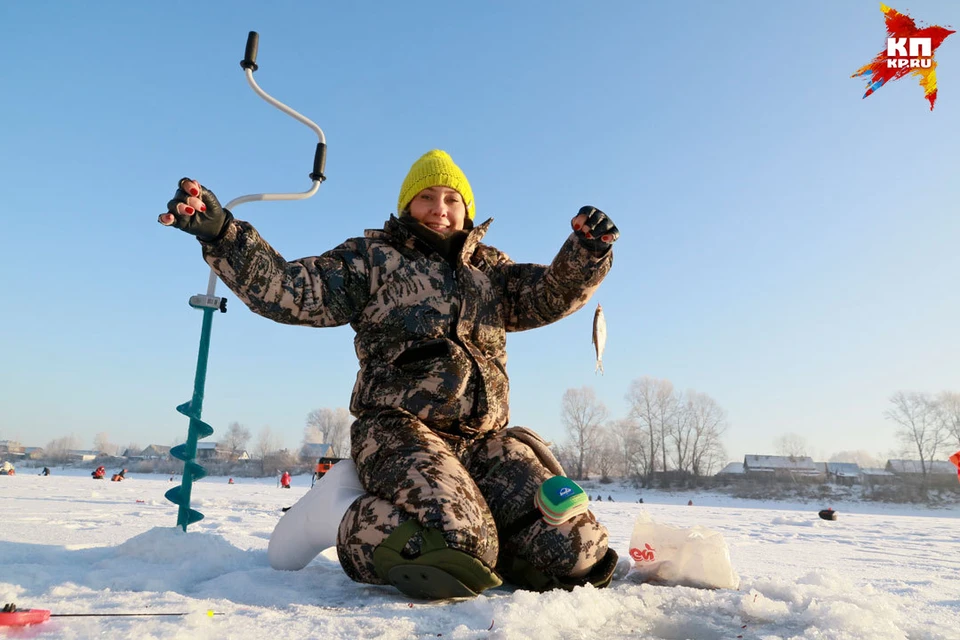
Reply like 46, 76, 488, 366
241, 32, 259, 71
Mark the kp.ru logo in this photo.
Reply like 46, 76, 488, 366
886, 37, 934, 69
852, 4, 954, 110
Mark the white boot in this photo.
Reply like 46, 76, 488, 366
267, 458, 365, 571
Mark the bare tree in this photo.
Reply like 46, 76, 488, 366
933, 391, 960, 447
885, 391, 946, 490
625, 377, 675, 485
560, 387, 608, 480
551, 442, 577, 477
670, 391, 694, 473
221, 422, 252, 459
595, 428, 618, 483
254, 426, 282, 474
685, 391, 729, 476
774, 433, 808, 459
608, 418, 647, 481
304, 407, 352, 458
123, 442, 142, 457
264, 448, 299, 478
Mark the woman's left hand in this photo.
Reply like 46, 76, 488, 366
572, 206, 619, 247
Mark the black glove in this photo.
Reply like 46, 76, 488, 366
160, 178, 233, 242
573, 206, 619, 251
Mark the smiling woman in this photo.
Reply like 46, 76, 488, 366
407, 186, 467, 234
158, 147, 620, 600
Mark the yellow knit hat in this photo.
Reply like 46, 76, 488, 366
397, 150, 475, 220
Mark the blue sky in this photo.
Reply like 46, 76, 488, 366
2, 1, 958, 464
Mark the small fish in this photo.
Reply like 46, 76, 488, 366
592, 303, 606, 374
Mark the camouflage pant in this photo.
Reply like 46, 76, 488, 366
336, 409, 609, 585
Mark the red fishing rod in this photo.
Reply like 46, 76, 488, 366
1, 603, 222, 627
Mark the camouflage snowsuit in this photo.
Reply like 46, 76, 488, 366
201, 215, 614, 587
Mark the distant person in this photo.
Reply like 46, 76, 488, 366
228, 477, 235, 485
280, 471, 292, 489
312, 459, 333, 487
607, 495, 613, 502
1, 461, 15, 476
111, 469, 127, 482
818, 507, 837, 521
91, 466, 106, 480
637, 498, 643, 504
687, 499, 693, 506
40, 467, 51, 476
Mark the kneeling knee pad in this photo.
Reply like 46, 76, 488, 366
373, 520, 502, 600
499, 547, 620, 593
535, 476, 589, 526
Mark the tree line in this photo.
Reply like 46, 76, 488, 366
31, 388, 959, 487
885, 390, 960, 480
554, 376, 729, 486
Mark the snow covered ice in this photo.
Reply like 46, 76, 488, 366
1, 469, 958, 639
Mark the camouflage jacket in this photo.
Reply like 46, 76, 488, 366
201, 216, 613, 439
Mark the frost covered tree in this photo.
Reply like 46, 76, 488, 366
93, 432, 118, 457
45, 435, 79, 464
773, 433, 808, 459
221, 422, 251, 459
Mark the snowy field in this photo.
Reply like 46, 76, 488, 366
1, 468, 958, 640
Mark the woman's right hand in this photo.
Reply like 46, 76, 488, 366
159, 177, 233, 242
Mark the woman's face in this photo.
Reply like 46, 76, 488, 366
407, 186, 467, 235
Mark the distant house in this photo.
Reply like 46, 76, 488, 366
0, 440, 25, 458
743, 455, 823, 480
140, 445, 171, 460
24, 446, 45, 460
819, 462, 861, 485
195, 442, 248, 462
886, 459, 958, 487
716, 462, 745, 475
196, 441, 233, 461
300, 442, 337, 462
860, 467, 897, 486
67, 449, 99, 462
122, 448, 143, 460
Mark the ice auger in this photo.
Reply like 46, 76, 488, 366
166, 32, 327, 531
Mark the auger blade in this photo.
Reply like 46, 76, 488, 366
185, 461, 207, 481
192, 420, 214, 439
165, 486, 184, 505
181, 508, 205, 525
170, 444, 188, 462
175, 401, 197, 420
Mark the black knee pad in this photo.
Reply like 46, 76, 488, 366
498, 547, 620, 593
372, 520, 502, 600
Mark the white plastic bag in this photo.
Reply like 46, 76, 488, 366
627, 512, 740, 590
